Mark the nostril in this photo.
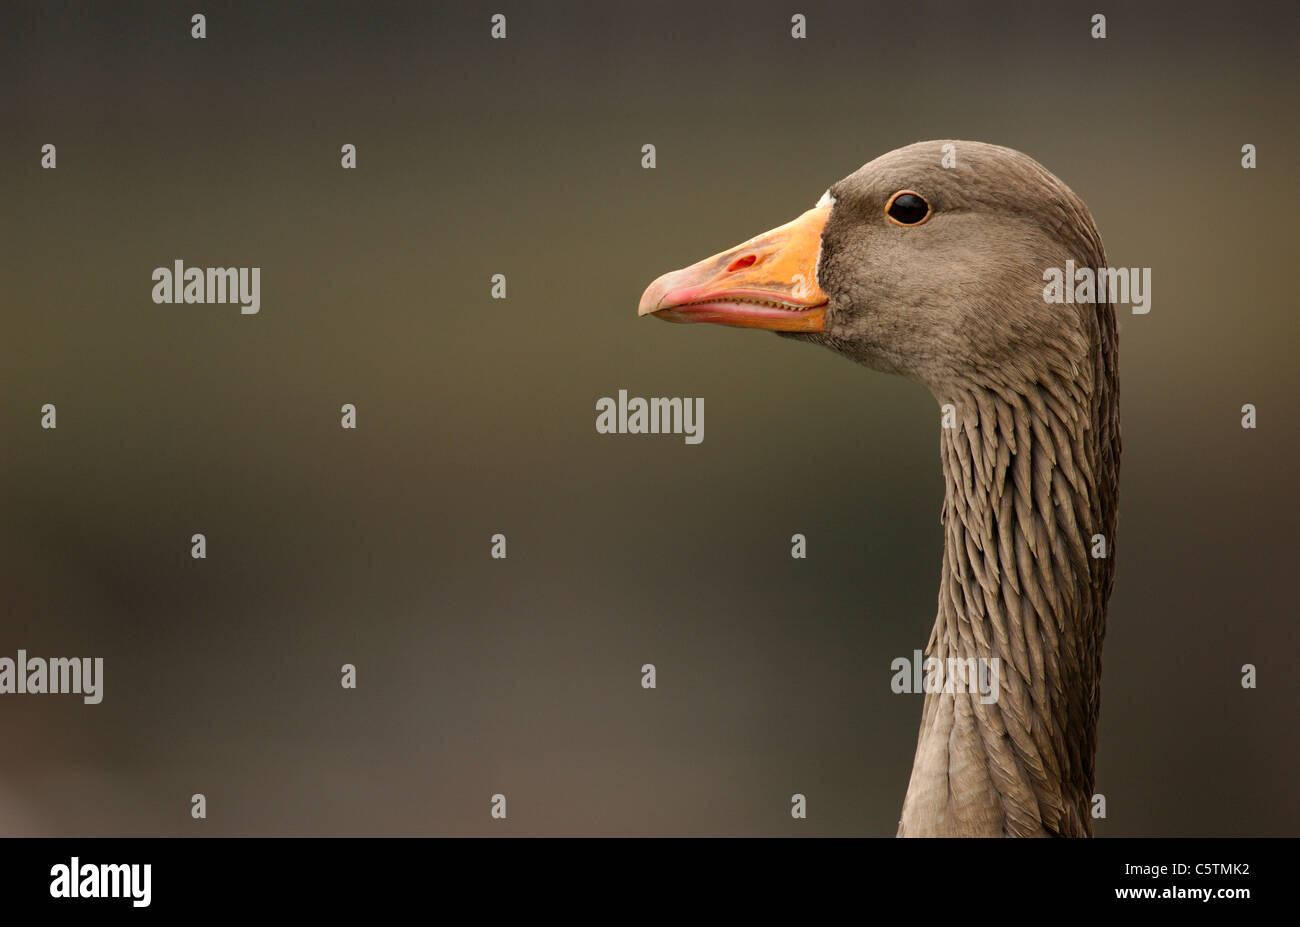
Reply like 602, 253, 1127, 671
727, 254, 757, 273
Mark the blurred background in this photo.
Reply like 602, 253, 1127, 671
0, 0, 1296, 835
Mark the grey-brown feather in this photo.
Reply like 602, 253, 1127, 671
791, 141, 1120, 836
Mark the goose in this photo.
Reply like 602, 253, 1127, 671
638, 141, 1120, 837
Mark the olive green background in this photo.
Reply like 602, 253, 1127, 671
1, 0, 1296, 835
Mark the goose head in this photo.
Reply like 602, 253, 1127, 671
639, 140, 1120, 837
639, 140, 1107, 398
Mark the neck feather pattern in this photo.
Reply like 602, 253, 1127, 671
898, 346, 1120, 836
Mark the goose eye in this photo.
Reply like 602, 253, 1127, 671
886, 191, 931, 226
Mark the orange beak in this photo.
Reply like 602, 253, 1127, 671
638, 204, 830, 332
